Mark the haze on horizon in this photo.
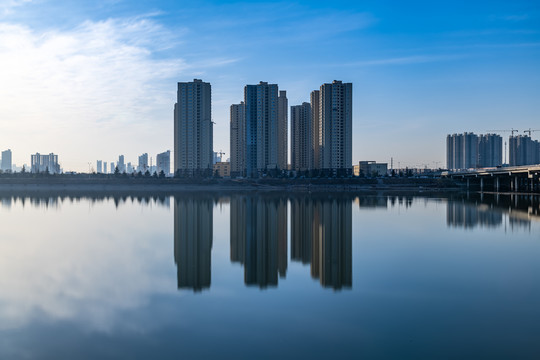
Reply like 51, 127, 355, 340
0, 0, 538, 172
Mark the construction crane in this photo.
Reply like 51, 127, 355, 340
486, 128, 519, 136
217, 150, 225, 161
523, 128, 540, 136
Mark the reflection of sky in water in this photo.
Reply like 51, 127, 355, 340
0, 194, 539, 359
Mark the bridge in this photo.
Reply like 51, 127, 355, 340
442, 165, 540, 193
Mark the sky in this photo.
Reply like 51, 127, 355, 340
0, 0, 539, 171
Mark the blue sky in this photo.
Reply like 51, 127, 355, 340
0, 0, 539, 171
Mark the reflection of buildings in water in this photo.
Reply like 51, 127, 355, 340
174, 198, 213, 292
354, 196, 388, 209
291, 198, 352, 290
446, 201, 503, 229
230, 197, 287, 288
445, 194, 540, 231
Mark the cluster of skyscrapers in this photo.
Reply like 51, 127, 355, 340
446, 132, 540, 170
96, 151, 170, 175
173, 79, 353, 177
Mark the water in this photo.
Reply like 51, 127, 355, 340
0, 192, 539, 359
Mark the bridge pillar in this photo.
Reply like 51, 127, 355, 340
495, 177, 500, 192
531, 178, 534, 192
514, 176, 519, 192
467, 179, 470, 189
480, 178, 484, 192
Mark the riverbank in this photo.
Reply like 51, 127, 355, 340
0, 176, 462, 194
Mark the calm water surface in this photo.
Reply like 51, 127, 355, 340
0, 192, 539, 359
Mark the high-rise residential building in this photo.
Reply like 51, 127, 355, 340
156, 150, 171, 176
110, 162, 115, 173
1, 149, 12, 172
30, 153, 60, 174
277, 90, 288, 170
318, 80, 353, 173
446, 132, 478, 170
230, 101, 246, 177
138, 153, 148, 173
174, 79, 213, 176
310, 90, 320, 170
117, 155, 125, 173
174, 197, 213, 291
103, 162, 108, 174
244, 81, 279, 177
509, 135, 540, 166
96, 160, 103, 173
478, 134, 503, 167
291, 102, 312, 171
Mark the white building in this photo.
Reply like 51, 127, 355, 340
157, 150, 171, 176
31, 153, 60, 174
1, 149, 12, 172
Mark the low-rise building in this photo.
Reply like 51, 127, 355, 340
213, 162, 230, 178
358, 161, 388, 177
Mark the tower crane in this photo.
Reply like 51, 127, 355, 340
523, 128, 540, 136
217, 150, 225, 161
486, 128, 519, 136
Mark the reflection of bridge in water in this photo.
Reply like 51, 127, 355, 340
444, 192, 540, 231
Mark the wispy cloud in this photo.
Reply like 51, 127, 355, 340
0, 15, 221, 169
0, 0, 32, 15
343, 54, 466, 67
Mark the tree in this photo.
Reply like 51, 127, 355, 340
159, 170, 165, 178
114, 166, 120, 175
21, 165, 26, 174
144, 170, 150, 177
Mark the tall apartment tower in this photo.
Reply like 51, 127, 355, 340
318, 81, 353, 173
277, 90, 288, 170
244, 81, 279, 177
1, 149, 12, 172
310, 90, 320, 170
478, 134, 503, 167
509, 135, 540, 166
96, 160, 102, 173
446, 132, 478, 170
138, 153, 148, 173
174, 79, 213, 176
230, 102, 246, 177
291, 102, 312, 171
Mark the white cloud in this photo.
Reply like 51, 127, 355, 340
0, 17, 186, 170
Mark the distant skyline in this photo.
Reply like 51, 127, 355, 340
0, 0, 539, 172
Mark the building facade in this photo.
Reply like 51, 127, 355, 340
244, 82, 279, 177
318, 81, 353, 173
96, 160, 102, 173
30, 153, 60, 174
174, 79, 213, 176
509, 135, 540, 166
446, 132, 479, 170
1, 149, 12, 172
138, 153, 148, 173
156, 150, 171, 176
277, 90, 288, 171
478, 133, 503, 167
291, 102, 312, 171
213, 161, 230, 177
230, 102, 245, 177
310, 90, 320, 170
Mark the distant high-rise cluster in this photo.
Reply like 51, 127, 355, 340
446, 133, 502, 170
31, 153, 60, 174
509, 135, 540, 166
229, 80, 352, 177
447, 132, 540, 170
